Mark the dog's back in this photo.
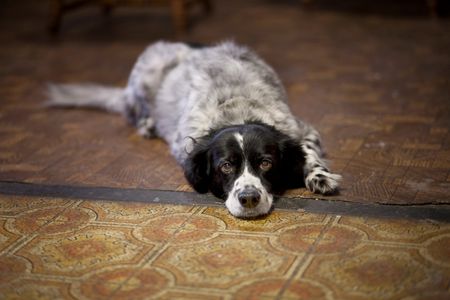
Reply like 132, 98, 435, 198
46, 41, 302, 164
148, 42, 303, 162
46, 40, 342, 217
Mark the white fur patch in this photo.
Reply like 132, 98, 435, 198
234, 133, 244, 150
225, 164, 273, 218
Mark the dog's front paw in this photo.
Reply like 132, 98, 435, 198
137, 117, 156, 138
305, 170, 342, 195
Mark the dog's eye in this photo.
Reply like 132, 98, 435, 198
260, 159, 272, 171
220, 162, 234, 174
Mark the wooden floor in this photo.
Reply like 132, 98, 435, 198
0, 0, 449, 205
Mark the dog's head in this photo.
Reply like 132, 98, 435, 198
183, 123, 305, 218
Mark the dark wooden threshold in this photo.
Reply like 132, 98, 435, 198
0, 181, 449, 222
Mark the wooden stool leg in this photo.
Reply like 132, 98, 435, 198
170, 0, 187, 36
48, 0, 95, 35
100, 0, 114, 15
201, 0, 212, 14
49, 0, 63, 34
426, 0, 438, 17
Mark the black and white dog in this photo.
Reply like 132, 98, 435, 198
48, 41, 341, 218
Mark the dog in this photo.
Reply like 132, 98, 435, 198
47, 41, 341, 218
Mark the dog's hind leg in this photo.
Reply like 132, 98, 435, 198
134, 117, 154, 138
123, 41, 191, 137
299, 126, 342, 195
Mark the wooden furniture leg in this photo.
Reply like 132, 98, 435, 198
170, 0, 187, 36
48, 0, 93, 34
426, 0, 438, 17
49, 0, 212, 35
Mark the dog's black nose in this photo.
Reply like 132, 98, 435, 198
238, 189, 260, 208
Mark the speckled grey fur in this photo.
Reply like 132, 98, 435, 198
47, 41, 341, 194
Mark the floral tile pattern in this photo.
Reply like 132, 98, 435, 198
1, 195, 449, 299
153, 234, 297, 289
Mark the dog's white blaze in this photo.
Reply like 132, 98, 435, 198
234, 133, 244, 150
225, 164, 273, 217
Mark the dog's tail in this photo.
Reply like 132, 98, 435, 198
45, 83, 126, 114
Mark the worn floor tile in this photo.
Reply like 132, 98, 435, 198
152, 234, 298, 290
79, 201, 194, 224
1, 195, 449, 299
300, 244, 448, 300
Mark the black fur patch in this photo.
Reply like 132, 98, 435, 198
183, 122, 305, 199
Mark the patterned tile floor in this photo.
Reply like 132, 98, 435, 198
1, 194, 449, 299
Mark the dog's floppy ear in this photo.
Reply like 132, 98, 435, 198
183, 142, 210, 193
280, 138, 305, 189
